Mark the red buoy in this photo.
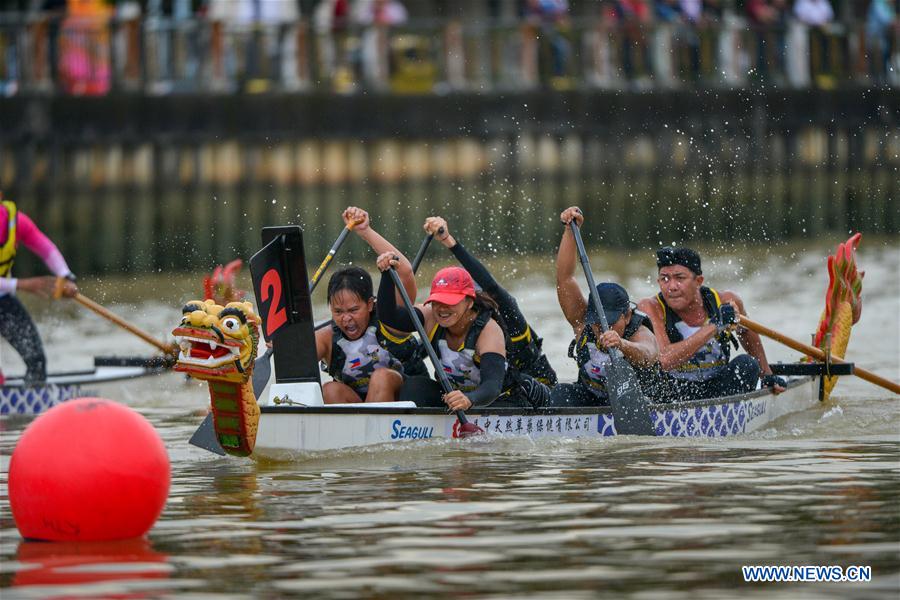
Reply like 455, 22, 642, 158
9, 398, 170, 542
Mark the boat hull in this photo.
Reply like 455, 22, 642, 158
0, 384, 82, 416
253, 376, 821, 459
1, 360, 168, 416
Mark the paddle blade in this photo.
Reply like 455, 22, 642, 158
251, 348, 273, 400
188, 414, 227, 456
457, 420, 485, 438
607, 357, 656, 435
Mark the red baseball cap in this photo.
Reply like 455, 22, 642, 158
425, 266, 476, 306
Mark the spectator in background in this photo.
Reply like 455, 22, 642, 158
678, 0, 703, 80
794, 0, 835, 86
355, 0, 408, 25
866, 0, 898, 83
314, 0, 354, 90
355, 0, 408, 88
526, 0, 572, 86
605, 0, 653, 86
746, 0, 789, 83
654, 0, 680, 23
40, 0, 67, 87
235, 0, 299, 92
794, 0, 836, 24
58, 0, 112, 95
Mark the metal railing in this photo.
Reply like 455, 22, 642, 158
1, 13, 897, 96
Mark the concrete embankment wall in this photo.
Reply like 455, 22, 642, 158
1, 89, 897, 276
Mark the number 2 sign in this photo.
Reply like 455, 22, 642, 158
249, 226, 321, 383
259, 268, 288, 337
250, 234, 294, 342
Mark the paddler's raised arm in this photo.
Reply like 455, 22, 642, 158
425, 216, 501, 295
556, 206, 589, 331
374, 253, 422, 333
343, 206, 416, 300
424, 216, 529, 336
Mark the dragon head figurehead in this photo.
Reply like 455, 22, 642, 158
173, 299, 262, 457
812, 233, 864, 401
173, 299, 259, 383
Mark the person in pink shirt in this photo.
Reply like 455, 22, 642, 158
0, 193, 78, 384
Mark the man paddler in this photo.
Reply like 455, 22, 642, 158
637, 246, 786, 401
549, 206, 659, 407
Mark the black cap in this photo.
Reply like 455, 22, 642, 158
656, 246, 702, 275
585, 282, 630, 326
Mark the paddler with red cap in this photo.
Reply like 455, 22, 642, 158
375, 254, 551, 411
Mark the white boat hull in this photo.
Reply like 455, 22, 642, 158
252, 376, 821, 459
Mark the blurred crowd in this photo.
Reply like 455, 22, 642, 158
0, 0, 896, 96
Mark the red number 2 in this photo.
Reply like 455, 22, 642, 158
261, 268, 288, 337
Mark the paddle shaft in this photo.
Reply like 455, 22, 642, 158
569, 223, 619, 355
74, 293, 175, 355
388, 267, 473, 426
569, 222, 655, 435
309, 225, 355, 294
739, 316, 900, 395
411, 233, 435, 273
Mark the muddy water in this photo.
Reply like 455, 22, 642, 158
1, 240, 898, 598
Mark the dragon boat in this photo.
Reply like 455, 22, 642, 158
0, 356, 170, 415
176, 226, 860, 460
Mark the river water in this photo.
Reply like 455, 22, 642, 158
1, 238, 898, 598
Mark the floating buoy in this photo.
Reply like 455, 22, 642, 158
9, 398, 170, 542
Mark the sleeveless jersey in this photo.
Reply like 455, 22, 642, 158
656, 286, 736, 382
0, 200, 18, 278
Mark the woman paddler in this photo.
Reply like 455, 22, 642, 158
422, 215, 557, 395
314, 207, 426, 403
376, 254, 551, 411
0, 193, 78, 385
549, 206, 660, 407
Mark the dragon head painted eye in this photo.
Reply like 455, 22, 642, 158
221, 316, 242, 335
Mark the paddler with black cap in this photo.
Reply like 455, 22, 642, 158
548, 206, 659, 407
636, 245, 786, 401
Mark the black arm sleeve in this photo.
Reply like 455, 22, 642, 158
465, 352, 506, 407
376, 271, 423, 333
450, 241, 529, 336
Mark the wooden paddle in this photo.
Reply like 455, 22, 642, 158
308, 221, 360, 294
74, 293, 177, 357
388, 266, 483, 438
569, 222, 656, 435
739, 316, 900, 395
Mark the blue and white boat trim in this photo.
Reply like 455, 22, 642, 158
251, 375, 820, 459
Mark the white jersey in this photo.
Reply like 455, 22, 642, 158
436, 339, 481, 392
670, 320, 727, 381
335, 326, 401, 394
